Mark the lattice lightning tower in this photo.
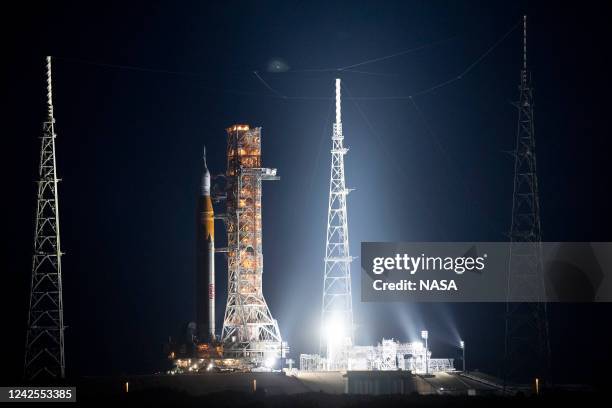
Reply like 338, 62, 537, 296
220, 125, 285, 362
504, 16, 551, 385
321, 79, 354, 369
24, 56, 66, 380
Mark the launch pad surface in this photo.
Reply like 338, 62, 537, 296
78, 370, 526, 398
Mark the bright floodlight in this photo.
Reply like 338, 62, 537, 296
460, 340, 465, 349
324, 314, 345, 344
264, 357, 276, 369
422, 330, 429, 375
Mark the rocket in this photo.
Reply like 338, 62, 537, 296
196, 146, 215, 342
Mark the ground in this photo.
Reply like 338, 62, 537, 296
67, 372, 596, 406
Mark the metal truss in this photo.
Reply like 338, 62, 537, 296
220, 126, 285, 360
24, 57, 66, 380
321, 79, 354, 368
300, 339, 454, 374
504, 16, 551, 385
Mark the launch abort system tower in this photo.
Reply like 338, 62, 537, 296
221, 125, 285, 363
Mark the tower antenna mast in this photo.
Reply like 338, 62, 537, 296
321, 78, 354, 370
24, 56, 66, 380
504, 15, 551, 387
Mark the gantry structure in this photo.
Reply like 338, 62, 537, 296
220, 125, 285, 362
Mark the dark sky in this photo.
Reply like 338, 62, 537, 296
3, 0, 612, 387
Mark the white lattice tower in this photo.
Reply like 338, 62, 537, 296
320, 79, 354, 369
24, 56, 66, 380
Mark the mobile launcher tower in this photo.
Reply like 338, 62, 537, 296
219, 124, 288, 366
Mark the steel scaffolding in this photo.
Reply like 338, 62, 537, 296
300, 339, 454, 374
221, 125, 286, 362
24, 56, 66, 380
321, 79, 354, 369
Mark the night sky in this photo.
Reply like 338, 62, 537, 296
3, 1, 612, 387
